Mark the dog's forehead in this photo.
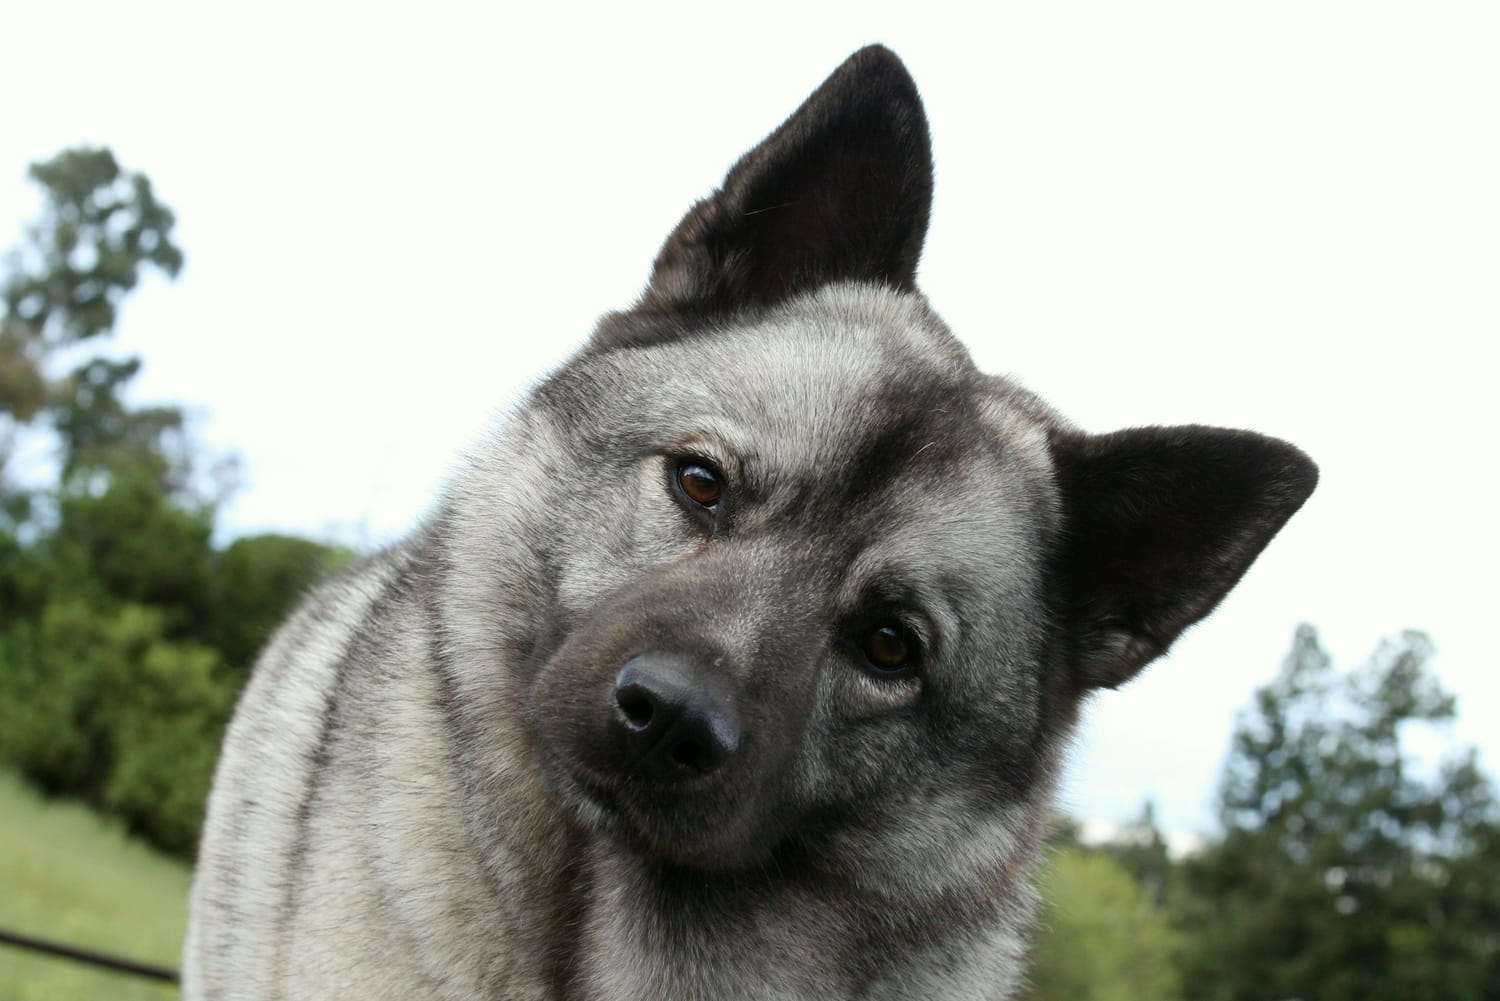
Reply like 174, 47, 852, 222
702, 292, 1052, 473
660, 287, 980, 455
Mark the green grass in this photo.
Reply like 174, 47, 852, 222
0, 770, 188, 999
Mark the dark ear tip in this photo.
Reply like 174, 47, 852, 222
843, 43, 916, 77
1241, 431, 1319, 510
825, 44, 924, 107
849, 43, 902, 62
1190, 428, 1319, 526
1283, 444, 1319, 503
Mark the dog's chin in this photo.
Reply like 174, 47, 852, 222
541, 757, 771, 872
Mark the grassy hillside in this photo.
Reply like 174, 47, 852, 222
0, 770, 188, 1000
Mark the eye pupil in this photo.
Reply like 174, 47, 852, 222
678, 463, 721, 507
864, 625, 910, 670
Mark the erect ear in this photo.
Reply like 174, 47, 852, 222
635, 44, 934, 317
1050, 426, 1318, 691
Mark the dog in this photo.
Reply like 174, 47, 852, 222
183, 45, 1316, 1000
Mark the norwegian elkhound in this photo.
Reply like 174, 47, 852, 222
184, 45, 1316, 1000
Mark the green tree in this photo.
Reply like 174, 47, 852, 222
42, 469, 215, 627
202, 533, 354, 672
1023, 847, 1182, 1001
0, 147, 351, 857
0, 599, 233, 855
1176, 625, 1500, 1000
1097, 800, 1173, 908
0, 146, 184, 494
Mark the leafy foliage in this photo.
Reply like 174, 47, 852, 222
204, 533, 354, 672
1025, 628, 1500, 1000
1023, 847, 1182, 1001
0, 148, 348, 857
1175, 625, 1500, 1000
0, 146, 187, 497
1096, 800, 1173, 907
0, 600, 231, 855
0, 492, 347, 856
2, 147, 181, 346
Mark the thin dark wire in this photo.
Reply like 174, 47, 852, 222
0, 927, 180, 984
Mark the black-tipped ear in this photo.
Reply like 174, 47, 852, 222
638, 45, 933, 316
1051, 426, 1318, 691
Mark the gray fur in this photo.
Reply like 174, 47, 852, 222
184, 46, 1315, 1000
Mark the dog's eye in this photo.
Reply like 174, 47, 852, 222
861, 624, 917, 675
676, 462, 722, 508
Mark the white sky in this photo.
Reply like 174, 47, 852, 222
3, 0, 1496, 841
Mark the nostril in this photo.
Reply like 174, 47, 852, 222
616, 688, 655, 731
667, 739, 703, 772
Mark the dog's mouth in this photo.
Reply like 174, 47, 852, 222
532, 747, 633, 819
545, 760, 631, 830
539, 750, 780, 871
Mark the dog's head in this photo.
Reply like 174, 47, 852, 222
459, 47, 1315, 894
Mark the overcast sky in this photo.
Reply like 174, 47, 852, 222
3, 0, 1496, 842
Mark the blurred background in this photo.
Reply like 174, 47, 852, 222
1, 1, 1496, 997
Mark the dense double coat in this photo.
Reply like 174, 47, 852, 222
184, 46, 1316, 1000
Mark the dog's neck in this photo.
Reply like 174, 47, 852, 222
555, 832, 1040, 1000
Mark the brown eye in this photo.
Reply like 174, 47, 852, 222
863, 624, 913, 673
677, 462, 722, 508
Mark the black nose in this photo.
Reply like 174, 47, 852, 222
612, 654, 739, 779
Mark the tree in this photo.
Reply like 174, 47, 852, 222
1176, 625, 1500, 1000
0, 148, 352, 857
1097, 800, 1173, 908
0, 599, 233, 855
1023, 847, 1182, 1001
201, 533, 355, 672
0, 146, 184, 494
